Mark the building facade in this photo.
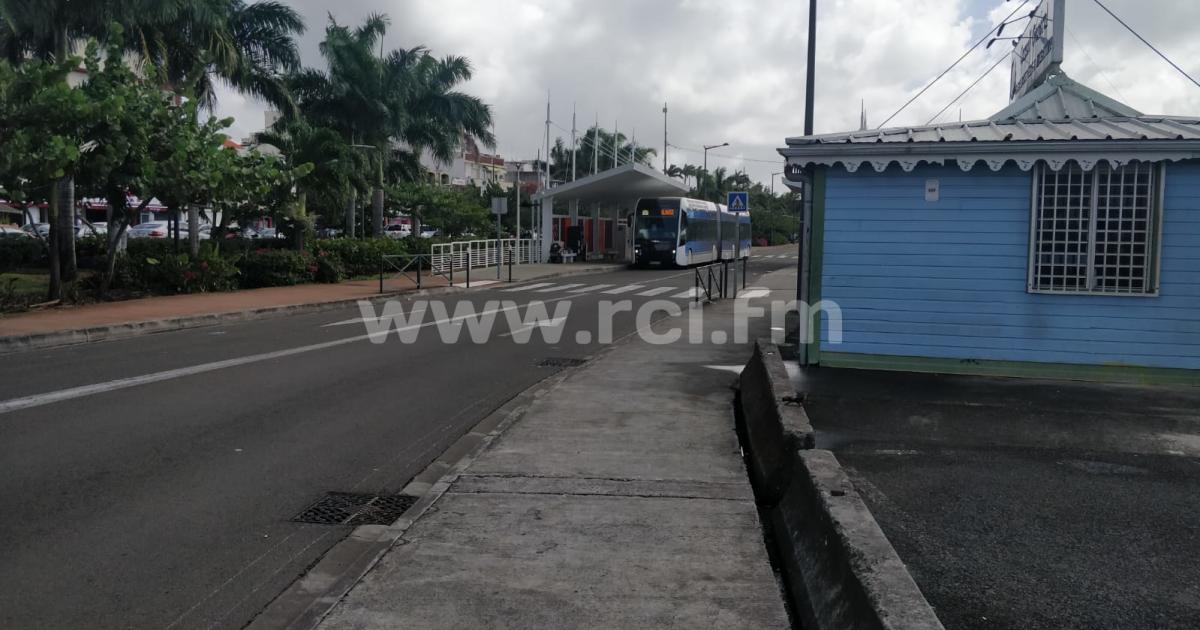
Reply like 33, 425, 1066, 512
782, 73, 1200, 383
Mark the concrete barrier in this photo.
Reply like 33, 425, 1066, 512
737, 341, 815, 506
738, 339, 944, 630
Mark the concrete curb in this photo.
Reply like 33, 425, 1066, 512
0, 285, 464, 356
737, 339, 944, 630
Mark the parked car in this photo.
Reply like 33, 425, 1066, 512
0, 226, 32, 238
384, 224, 411, 239
21, 223, 49, 238
419, 226, 439, 238
128, 222, 168, 238
80, 222, 108, 238
256, 227, 285, 239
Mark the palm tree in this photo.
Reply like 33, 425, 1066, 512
292, 14, 494, 237
255, 120, 369, 246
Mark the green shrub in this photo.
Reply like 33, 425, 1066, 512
76, 235, 108, 270
237, 248, 314, 288
0, 238, 45, 271
312, 248, 345, 283
116, 245, 239, 294
310, 238, 412, 277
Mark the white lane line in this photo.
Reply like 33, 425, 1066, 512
672, 288, 702, 299
501, 282, 554, 292
535, 283, 584, 293
498, 317, 567, 338
451, 280, 501, 288
738, 288, 772, 299
323, 305, 429, 328
0, 300, 552, 416
568, 284, 613, 294
636, 286, 676, 296
602, 284, 645, 295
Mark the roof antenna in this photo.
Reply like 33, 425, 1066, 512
859, 99, 868, 130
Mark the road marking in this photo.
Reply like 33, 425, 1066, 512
0, 300, 566, 416
602, 284, 645, 295
499, 316, 567, 338
672, 288, 702, 299
501, 282, 554, 292
568, 284, 613, 294
636, 286, 676, 296
535, 283, 584, 292
324, 305, 430, 327
738, 288, 771, 299
451, 280, 501, 288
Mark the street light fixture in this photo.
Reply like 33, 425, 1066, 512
702, 142, 729, 199
771, 171, 783, 195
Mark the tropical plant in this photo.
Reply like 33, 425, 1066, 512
289, 14, 494, 236
559, 126, 656, 180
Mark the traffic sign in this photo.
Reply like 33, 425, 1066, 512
490, 197, 508, 215
727, 191, 749, 212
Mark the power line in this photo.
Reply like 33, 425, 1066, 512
1066, 25, 1130, 103
1092, 0, 1200, 90
878, 0, 1029, 129
926, 50, 1011, 125
668, 143, 782, 165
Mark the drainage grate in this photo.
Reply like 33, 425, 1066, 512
537, 357, 588, 368
292, 492, 417, 526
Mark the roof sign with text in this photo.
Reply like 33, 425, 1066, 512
1009, 0, 1065, 102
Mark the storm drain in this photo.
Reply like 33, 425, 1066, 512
537, 357, 588, 368
292, 492, 417, 526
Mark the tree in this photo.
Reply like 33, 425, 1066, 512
291, 14, 494, 237
254, 120, 368, 248
391, 183, 490, 239
0, 53, 93, 299
561, 126, 656, 180
0, 0, 304, 281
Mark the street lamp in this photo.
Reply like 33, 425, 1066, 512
771, 172, 783, 195
351, 144, 383, 238
702, 142, 729, 199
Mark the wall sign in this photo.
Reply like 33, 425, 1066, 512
925, 179, 940, 202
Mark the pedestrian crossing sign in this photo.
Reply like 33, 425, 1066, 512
727, 191, 749, 212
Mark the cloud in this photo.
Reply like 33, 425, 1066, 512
214, 0, 1200, 185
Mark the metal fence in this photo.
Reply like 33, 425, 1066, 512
693, 259, 747, 303
430, 238, 541, 274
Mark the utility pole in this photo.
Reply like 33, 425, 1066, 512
662, 102, 669, 172
612, 120, 619, 168
799, 0, 817, 366
804, 0, 816, 136
514, 160, 521, 241
630, 128, 636, 164
544, 95, 551, 189
571, 103, 577, 181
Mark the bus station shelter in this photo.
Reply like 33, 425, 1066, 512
534, 163, 688, 262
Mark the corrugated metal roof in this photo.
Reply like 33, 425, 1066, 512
785, 73, 1200, 147
785, 115, 1200, 146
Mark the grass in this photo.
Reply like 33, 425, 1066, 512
0, 272, 49, 297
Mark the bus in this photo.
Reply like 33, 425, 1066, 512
631, 197, 751, 267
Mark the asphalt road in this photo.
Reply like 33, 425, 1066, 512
0, 248, 798, 630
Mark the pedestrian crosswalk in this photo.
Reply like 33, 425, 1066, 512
496, 280, 702, 300
756, 254, 797, 259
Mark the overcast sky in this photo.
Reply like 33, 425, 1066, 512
214, 0, 1200, 186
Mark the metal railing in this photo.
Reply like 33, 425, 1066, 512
693, 258, 748, 303
430, 238, 541, 275
380, 254, 438, 293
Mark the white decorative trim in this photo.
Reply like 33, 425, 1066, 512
791, 152, 1196, 174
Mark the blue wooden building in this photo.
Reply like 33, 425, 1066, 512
780, 73, 1200, 383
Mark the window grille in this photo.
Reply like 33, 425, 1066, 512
1029, 162, 1161, 295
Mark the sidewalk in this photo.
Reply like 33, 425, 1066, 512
302, 286, 791, 628
0, 261, 621, 348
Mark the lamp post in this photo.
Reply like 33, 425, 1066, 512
771, 171, 783, 196
702, 142, 729, 200
351, 144, 381, 238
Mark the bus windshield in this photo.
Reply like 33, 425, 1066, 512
636, 216, 677, 241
